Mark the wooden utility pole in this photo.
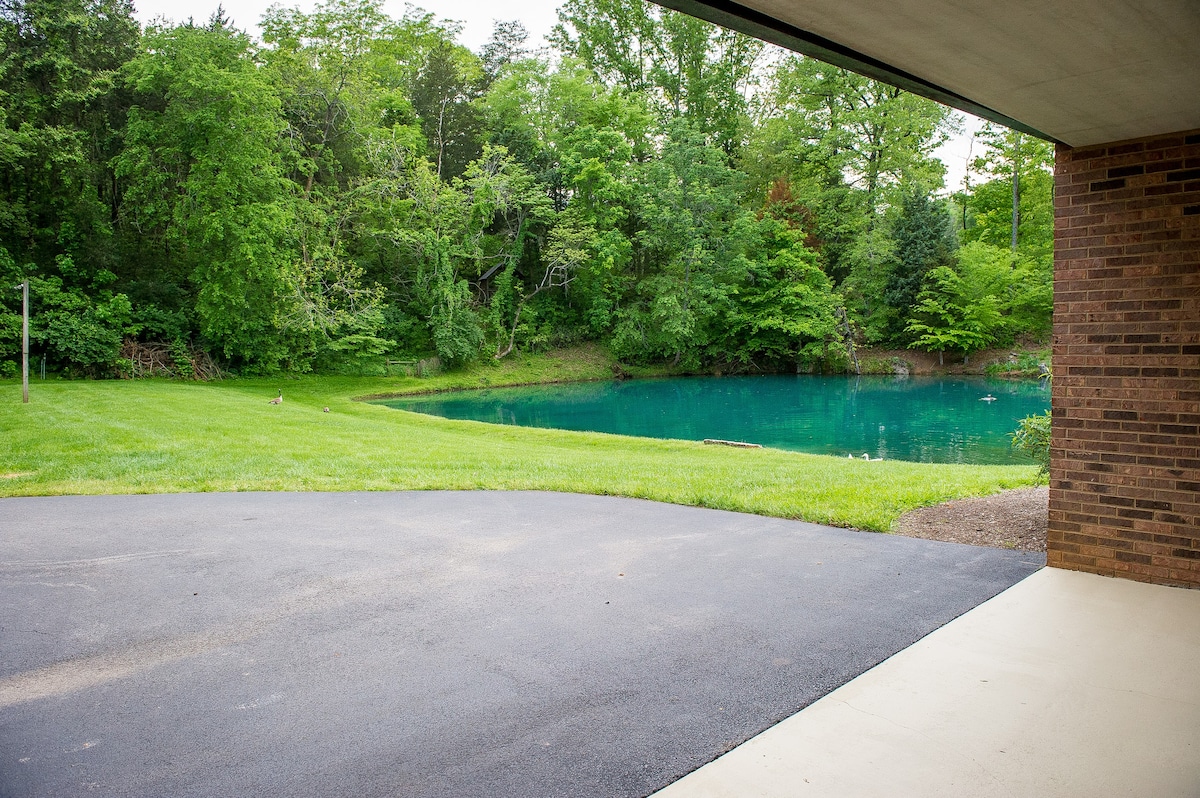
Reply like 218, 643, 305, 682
18, 281, 28, 403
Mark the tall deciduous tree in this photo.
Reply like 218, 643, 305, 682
0, 0, 139, 278
552, 0, 762, 157
745, 53, 954, 313
612, 121, 747, 366
117, 16, 299, 369
761, 57, 953, 217
968, 123, 1054, 256
722, 219, 839, 370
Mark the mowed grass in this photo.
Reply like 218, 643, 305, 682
0, 349, 1039, 531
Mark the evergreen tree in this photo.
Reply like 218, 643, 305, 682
883, 188, 955, 343
411, 40, 484, 180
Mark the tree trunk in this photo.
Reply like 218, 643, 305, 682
836, 306, 860, 374
436, 97, 448, 180
1011, 133, 1021, 253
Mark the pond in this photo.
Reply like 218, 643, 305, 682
378, 375, 1051, 465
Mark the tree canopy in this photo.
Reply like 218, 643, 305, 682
0, 0, 1053, 377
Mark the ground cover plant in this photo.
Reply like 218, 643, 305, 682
0, 350, 1039, 532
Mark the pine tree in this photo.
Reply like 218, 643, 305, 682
883, 188, 955, 342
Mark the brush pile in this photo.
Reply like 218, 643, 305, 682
119, 339, 223, 381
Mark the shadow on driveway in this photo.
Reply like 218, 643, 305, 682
0, 492, 1042, 797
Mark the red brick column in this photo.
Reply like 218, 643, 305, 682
1051, 129, 1200, 587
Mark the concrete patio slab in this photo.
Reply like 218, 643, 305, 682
652, 567, 1200, 798
0, 491, 1041, 797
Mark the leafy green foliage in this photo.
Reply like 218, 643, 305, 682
906, 240, 1052, 361
0, 0, 139, 277
0, 0, 1052, 377
552, 0, 762, 158
1011, 410, 1051, 478
117, 18, 299, 370
411, 39, 484, 180
721, 221, 839, 369
966, 124, 1054, 257
884, 188, 956, 343
905, 265, 1002, 361
29, 274, 133, 373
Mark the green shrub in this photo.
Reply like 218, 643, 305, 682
30, 276, 134, 375
985, 350, 1051, 377
1011, 411, 1051, 478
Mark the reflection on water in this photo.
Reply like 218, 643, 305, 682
378, 375, 1051, 464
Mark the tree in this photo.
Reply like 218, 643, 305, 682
552, 0, 762, 158
882, 187, 955, 342
495, 207, 592, 358
116, 17, 300, 370
904, 263, 1003, 365
258, 0, 415, 367
744, 54, 955, 313
410, 40, 483, 180
968, 123, 1054, 256
479, 19, 529, 83
479, 59, 650, 338
0, 0, 139, 291
722, 219, 839, 369
549, 0, 657, 95
904, 237, 1052, 363
611, 121, 747, 366
759, 57, 953, 218
958, 239, 1051, 342
956, 125, 1054, 342
260, 0, 391, 196
27, 271, 134, 373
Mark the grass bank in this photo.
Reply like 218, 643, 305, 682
0, 347, 1039, 531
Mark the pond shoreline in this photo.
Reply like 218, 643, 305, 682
378, 373, 1050, 466
354, 343, 1051, 402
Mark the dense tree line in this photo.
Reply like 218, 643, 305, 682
0, 0, 1053, 376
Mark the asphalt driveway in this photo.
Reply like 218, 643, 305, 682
0, 492, 1043, 797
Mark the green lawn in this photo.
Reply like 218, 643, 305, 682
0, 349, 1039, 531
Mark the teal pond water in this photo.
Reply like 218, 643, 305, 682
378, 375, 1051, 464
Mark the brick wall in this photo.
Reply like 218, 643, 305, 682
1050, 129, 1200, 587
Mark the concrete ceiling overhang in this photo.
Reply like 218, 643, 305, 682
651, 0, 1200, 147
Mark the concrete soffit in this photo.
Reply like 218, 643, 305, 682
652, 0, 1200, 147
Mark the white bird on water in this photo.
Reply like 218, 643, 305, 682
980, 394, 997, 402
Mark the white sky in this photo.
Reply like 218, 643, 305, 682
131, 0, 981, 190
936, 112, 985, 195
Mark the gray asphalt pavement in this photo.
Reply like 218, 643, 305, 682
0, 491, 1043, 797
